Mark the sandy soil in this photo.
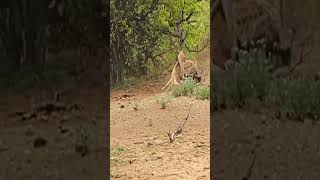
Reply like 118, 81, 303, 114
0, 85, 106, 180
110, 51, 211, 179
110, 96, 210, 179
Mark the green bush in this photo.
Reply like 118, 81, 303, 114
157, 96, 171, 109
213, 53, 274, 108
171, 77, 197, 97
75, 125, 90, 146
194, 85, 210, 100
269, 78, 320, 116
213, 51, 320, 119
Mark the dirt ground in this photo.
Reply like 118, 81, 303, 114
110, 51, 210, 179
212, 44, 320, 180
0, 83, 106, 180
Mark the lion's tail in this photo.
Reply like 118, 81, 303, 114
162, 76, 173, 90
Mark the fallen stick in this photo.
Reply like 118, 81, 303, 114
242, 153, 257, 180
167, 104, 192, 143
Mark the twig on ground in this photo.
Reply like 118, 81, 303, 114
167, 104, 192, 143
290, 46, 312, 73
275, 33, 313, 78
242, 153, 257, 180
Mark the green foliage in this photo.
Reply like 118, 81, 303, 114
171, 77, 197, 97
75, 125, 91, 146
213, 51, 320, 119
171, 77, 209, 100
157, 95, 172, 109
194, 85, 210, 100
111, 146, 126, 154
110, 0, 209, 83
269, 78, 320, 116
213, 53, 274, 108
111, 146, 127, 165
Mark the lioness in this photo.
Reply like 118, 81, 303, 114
162, 50, 202, 92
179, 50, 202, 82
162, 61, 183, 92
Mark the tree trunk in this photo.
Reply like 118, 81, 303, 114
110, 28, 125, 85
24, 0, 48, 73
0, 0, 48, 74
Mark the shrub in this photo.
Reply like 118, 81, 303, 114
171, 77, 197, 97
269, 78, 320, 116
157, 96, 171, 109
213, 53, 274, 108
194, 85, 210, 100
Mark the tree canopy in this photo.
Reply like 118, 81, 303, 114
110, 0, 210, 84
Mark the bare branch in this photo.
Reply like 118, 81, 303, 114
275, 40, 313, 78
242, 154, 257, 180
288, 45, 312, 74
185, 39, 209, 53
175, 11, 194, 27
167, 104, 192, 143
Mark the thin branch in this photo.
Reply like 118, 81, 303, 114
242, 154, 256, 180
288, 45, 312, 74
185, 39, 209, 53
180, 104, 192, 129
175, 11, 194, 27
167, 104, 192, 143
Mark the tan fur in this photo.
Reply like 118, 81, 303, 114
162, 51, 202, 92
162, 62, 182, 92
184, 59, 200, 75
178, 50, 187, 77
178, 50, 201, 77
212, 0, 293, 71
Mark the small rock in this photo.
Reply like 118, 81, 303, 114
156, 156, 162, 160
75, 144, 88, 157
133, 141, 144, 144
255, 135, 263, 140
120, 105, 125, 108
16, 166, 22, 171
129, 159, 135, 164
33, 137, 47, 148
58, 126, 69, 134
24, 159, 31, 166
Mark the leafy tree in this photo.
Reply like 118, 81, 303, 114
110, 0, 209, 84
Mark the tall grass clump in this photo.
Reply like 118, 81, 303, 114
213, 52, 274, 108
